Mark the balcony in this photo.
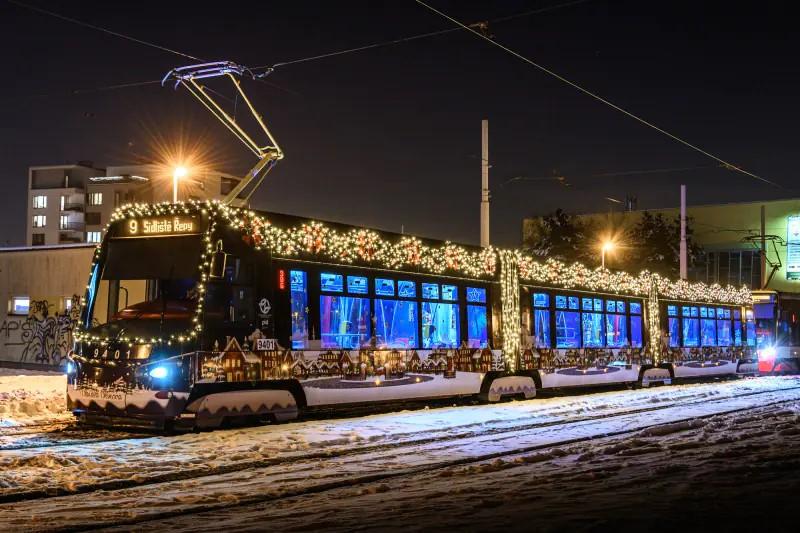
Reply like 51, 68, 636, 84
58, 234, 84, 244
59, 222, 85, 232
61, 202, 84, 212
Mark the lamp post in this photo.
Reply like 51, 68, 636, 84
173, 166, 188, 203
601, 241, 615, 269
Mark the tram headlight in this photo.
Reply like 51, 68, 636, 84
759, 346, 777, 361
149, 365, 169, 379
66, 361, 76, 375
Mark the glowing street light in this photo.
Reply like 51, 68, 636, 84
173, 166, 188, 203
601, 240, 615, 269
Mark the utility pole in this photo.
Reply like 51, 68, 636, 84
480, 119, 490, 248
680, 184, 687, 279
761, 204, 767, 289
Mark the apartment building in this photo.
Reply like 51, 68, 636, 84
27, 162, 240, 246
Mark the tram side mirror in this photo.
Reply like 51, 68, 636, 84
210, 240, 227, 280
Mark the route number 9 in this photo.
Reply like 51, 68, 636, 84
128, 220, 138, 234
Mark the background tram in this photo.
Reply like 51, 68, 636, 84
67, 201, 754, 429
750, 290, 800, 373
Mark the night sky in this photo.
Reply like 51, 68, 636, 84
1, 0, 797, 247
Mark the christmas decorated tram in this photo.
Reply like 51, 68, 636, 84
65, 200, 756, 429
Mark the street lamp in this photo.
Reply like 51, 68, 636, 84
601, 241, 615, 269
172, 166, 188, 203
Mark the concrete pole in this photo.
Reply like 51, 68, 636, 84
480, 119, 490, 248
761, 205, 767, 289
680, 185, 687, 279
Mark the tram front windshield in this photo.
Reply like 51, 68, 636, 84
87, 235, 203, 336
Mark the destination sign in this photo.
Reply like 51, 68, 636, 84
123, 216, 199, 237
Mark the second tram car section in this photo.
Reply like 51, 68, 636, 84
67, 201, 756, 430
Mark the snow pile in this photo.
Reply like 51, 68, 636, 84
0, 368, 67, 426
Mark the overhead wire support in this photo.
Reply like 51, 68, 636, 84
163, 61, 284, 207
414, 0, 783, 190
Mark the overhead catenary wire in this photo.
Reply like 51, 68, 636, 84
414, 0, 784, 190
250, 0, 591, 73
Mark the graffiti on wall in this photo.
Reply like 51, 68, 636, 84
0, 297, 80, 365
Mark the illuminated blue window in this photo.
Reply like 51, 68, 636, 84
534, 309, 551, 348
746, 320, 756, 346
398, 280, 416, 298
375, 278, 395, 297
375, 299, 417, 348
422, 283, 439, 300
466, 287, 486, 303
682, 306, 691, 316
320, 295, 370, 349
733, 309, 741, 319
701, 319, 716, 346
606, 314, 627, 348
582, 297, 593, 311
582, 312, 605, 347
606, 300, 616, 313
690, 307, 699, 317
593, 298, 603, 312
321, 272, 343, 292
616, 301, 625, 313
568, 296, 579, 310
716, 320, 731, 347
700, 307, 708, 318
442, 284, 458, 301
734, 320, 743, 346
290, 270, 308, 349
667, 305, 677, 317
723, 309, 731, 319
683, 318, 700, 347
669, 317, 681, 347
631, 316, 643, 347
630, 301, 642, 315
556, 310, 580, 348
422, 302, 459, 348
347, 275, 368, 294
467, 305, 488, 348
555, 295, 567, 309
533, 293, 549, 308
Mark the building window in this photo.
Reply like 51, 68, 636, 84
59, 214, 69, 230
85, 212, 101, 225
32, 195, 47, 209
32, 215, 46, 228
63, 297, 73, 311
32, 233, 45, 246
87, 192, 103, 206
10, 296, 30, 315
86, 231, 102, 243
60, 195, 66, 211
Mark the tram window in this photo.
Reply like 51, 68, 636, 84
320, 295, 370, 349
556, 310, 580, 348
734, 309, 741, 320
421, 302, 459, 348
630, 301, 642, 315
375, 278, 394, 297
321, 273, 343, 293
682, 318, 700, 347
616, 301, 625, 313
606, 314, 627, 347
630, 315, 643, 347
232, 287, 253, 323
582, 312, 605, 347
701, 318, 716, 346
441, 285, 458, 301
290, 270, 309, 349
669, 317, 681, 347
700, 307, 708, 318
568, 296, 579, 310
533, 293, 549, 308
398, 280, 416, 298
746, 320, 756, 346
593, 299, 603, 312
605, 300, 615, 313
466, 287, 486, 304
667, 305, 677, 317
733, 320, 743, 346
717, 308, 726, 319
691, 307, 699, 317
467, 305, 488, 348
717, 319, 732, 346
555, 295, 567, 309
582, 297, 593, 311
533, 308, 551, 348
422, 283, 439, 300
347, 276, 368, 295
375, 299, 417, 348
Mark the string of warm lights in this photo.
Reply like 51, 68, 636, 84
646, 279, 662, 362
499, 250, 521, 370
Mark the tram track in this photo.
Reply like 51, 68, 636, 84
43, 391, 800, 533
2, 382, 799, 507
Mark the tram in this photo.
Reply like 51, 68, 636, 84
66, 201, 756, 429
750, 290, 800, 373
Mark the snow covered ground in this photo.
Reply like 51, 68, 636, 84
0, 368, 68, 427
0, 376, 799, 531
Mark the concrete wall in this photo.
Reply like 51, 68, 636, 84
0, 245, 95, 365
